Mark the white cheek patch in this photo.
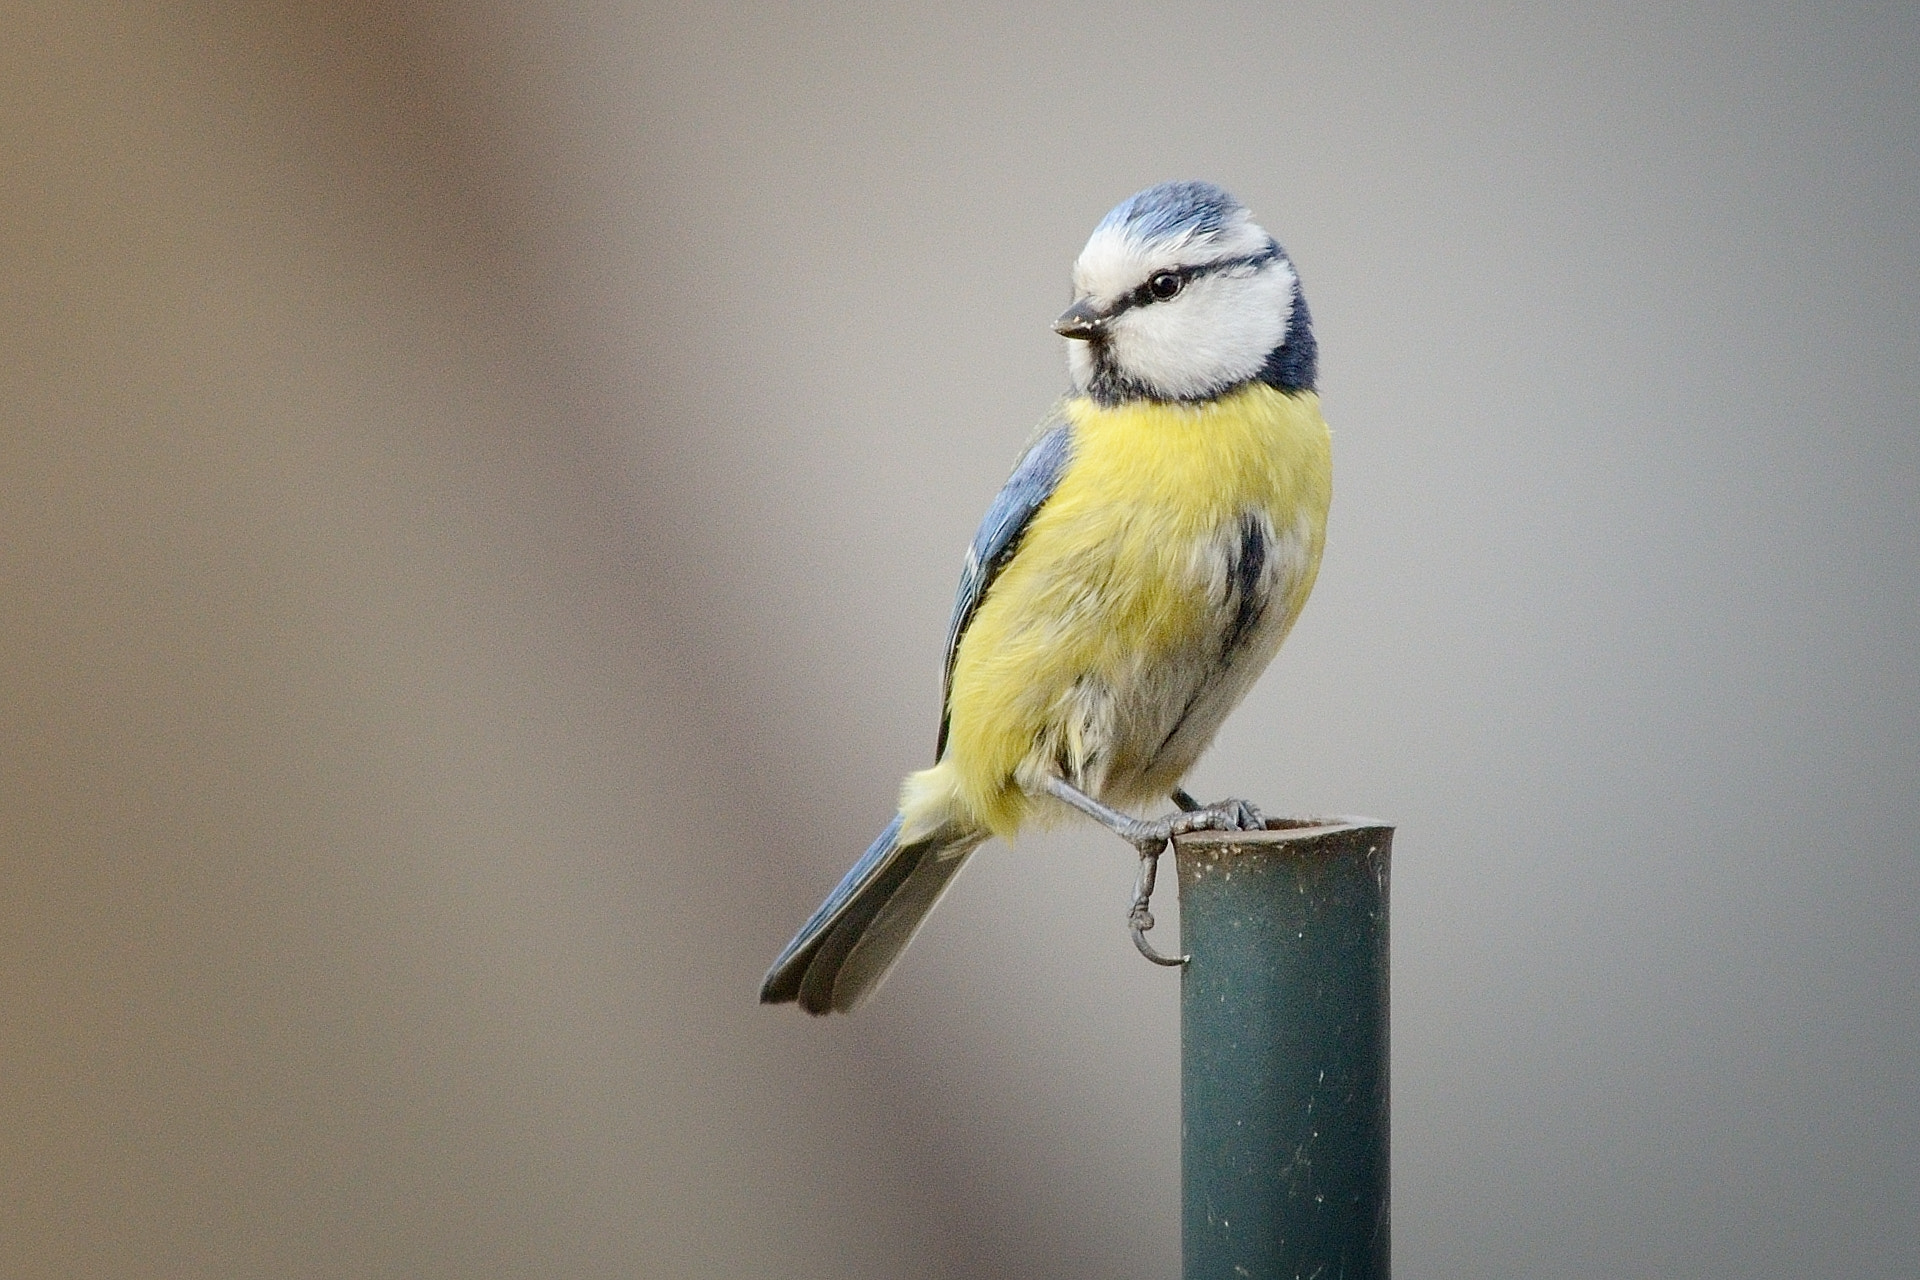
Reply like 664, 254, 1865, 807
1105, 258, 1295, 400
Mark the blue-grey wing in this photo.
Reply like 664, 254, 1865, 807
935, 421, 1074, 760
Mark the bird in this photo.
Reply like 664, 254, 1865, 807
760, 181, 1332, 1015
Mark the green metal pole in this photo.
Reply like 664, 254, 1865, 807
1176, 818, 1393, 1280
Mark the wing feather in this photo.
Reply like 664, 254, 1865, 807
935, 422, 1073, 760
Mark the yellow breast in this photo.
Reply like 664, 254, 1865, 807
1046, 383, 1331, 606
928, 383, 1332, 837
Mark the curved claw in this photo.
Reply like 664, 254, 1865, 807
1131, 914, 1188, 966
1128, 846, 1189, 967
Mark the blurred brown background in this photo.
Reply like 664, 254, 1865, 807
3, 2, 1916, 1276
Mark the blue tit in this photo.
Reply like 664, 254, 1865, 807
762, 181, 1331, 1014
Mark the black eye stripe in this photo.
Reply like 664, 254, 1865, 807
1099, 245, 1281, 321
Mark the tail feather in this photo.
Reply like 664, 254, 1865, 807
760, 815, 984, 1014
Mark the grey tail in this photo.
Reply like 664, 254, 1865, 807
760, 814, 985, 1015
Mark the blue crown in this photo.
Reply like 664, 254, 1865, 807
1095, 181, 1245, 245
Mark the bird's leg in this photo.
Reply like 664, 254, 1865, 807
1042, 777, 1268, 966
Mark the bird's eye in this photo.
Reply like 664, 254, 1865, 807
1147, 270, 1184, 301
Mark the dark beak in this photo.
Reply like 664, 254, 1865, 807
1052, 299, 1105, 340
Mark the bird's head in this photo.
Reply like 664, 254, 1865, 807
1057, 181, 1315, 405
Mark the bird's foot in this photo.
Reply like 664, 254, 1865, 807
1041, 778, 1266, 967
1118, 798, 1264, 965
1121, 794, 1264, 854
1168, 787, 1266, 831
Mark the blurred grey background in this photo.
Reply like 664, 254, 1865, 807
4, 1, 1916, 1276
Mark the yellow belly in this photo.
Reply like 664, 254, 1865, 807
909, 383, 1331, 840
